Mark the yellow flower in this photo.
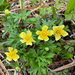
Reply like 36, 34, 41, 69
36, 25, 53, 41
5, 47, 19, 61
53, 25, 68, 41
20, 30, 35, 46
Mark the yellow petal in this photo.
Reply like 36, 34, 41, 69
55, 35, 61, 41
26, 42, 32, 46
31, 38, 36, 42
62, 30, 68, 37
38, 36, 43, 40
53, 26, 57, 30
20, 32, 26, 38
48, 30, 54, 36
5, 52, 9, 55
14, 49, 18, 53
20, 39, 25, 43
62, 25, 65, 27
8, 47, 13, 52
27, 30, 32, 36
36, 31, 41, 35
59, 25, 64, 29
42, 25, 48, 30
53, 25, 64, 30
6, 57, 12, 61
44, 37, 49, 41
13, 55, 19, 61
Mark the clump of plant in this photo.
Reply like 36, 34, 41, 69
2, 6, 73, 75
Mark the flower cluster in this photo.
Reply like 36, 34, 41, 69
20, 25, 68, 45
5, 25, 68, 62
36, 25, 68, 41
5, 47, 19, 61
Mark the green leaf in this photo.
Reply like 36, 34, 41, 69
41, 68, 47, 74
38, 69, 42, 75
0, 0, 10, 11
73, 14, 75, 20
61, 53, 73, 59
0, 0, 4, 5
56, 0, 59, 8
53, 47, 59, 54
30, 0, 35, 5
46, 59, 52, 64
63, 69, 68, 73
49, 72, 53, 75
25, 11, 31, 16
39, 57, 46, 62
65, 14, 72, 20
45, 53, 55, 58
56, 72, 61, 75
20, 55, 25, 62
68, 47, 74, 52
8, 63, 14, 67
0, 44, 4, 50
64, 45, 69, 49
51, 6, 56, 20
29, 18, 36, 24
29, 68, 38, 75
65, 0, 75, 14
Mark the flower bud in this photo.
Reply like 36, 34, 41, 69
15, 67, 20, 71
45, 47, 49, 51
5, 9, 9, 14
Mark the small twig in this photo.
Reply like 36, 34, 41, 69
0, 14, 5, 17
31, 1, 55, 13
19, 0, 21, 9
71, 20, 75, 24
0, 42, 7, 45
51, 62, 75, 73
61, 39, 75, 43
8, 69, 18, 75
0, 53, 10, 64
0, 69, 4, 75
8, 0, 18, 4
19, 62, 26, 73
0, 2, 56, 17
8, 69, 15, 71
66, 40, 75, 43
0, 60, 10, 75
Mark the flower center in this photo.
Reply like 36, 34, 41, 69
55, 29, 62, 35
41, 30, 48, 37
25, 34, 31, 41
9, 51, 16, 59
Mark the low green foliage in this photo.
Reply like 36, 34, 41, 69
0, 0, 4, 6
65, 0, 75, 14
0, 0, 10, 11
64, 42, 75, 52
0, 44, 4, 50
56, 69, 68, 75
48, 69, 68, 75
65, 0, 75, 20
61, 53, 73, 59
1, 1, 75, 75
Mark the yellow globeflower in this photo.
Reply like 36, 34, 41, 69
36, 25, 53, 41
5, 47, 19, 61
53, 25, 68, 41
20, 30, 35, 46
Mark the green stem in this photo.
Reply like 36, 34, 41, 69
21, 0, 23, 12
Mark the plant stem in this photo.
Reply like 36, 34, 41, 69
21, 0, 23, 12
